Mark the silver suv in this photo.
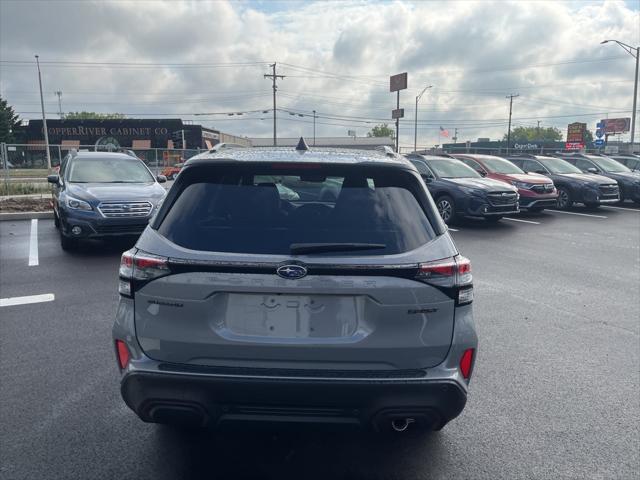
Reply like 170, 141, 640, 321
113, 144, 478, 434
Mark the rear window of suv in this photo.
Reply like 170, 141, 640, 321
157, 163, 436, 255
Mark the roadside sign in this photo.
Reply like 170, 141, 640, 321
391, 108, 405, 119
596, 121, 605, 129
567, 122, 587, 143
594, 139, 605, 146
565, 142, 585, 151
7, 146, 16, 151
595, 129, 604, 138
390, 72, 408, 92
600, 118, 631, 134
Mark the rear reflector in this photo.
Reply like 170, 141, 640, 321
459, 348, 475, 380
115, 340, 130, 370
458, 287, 474, 305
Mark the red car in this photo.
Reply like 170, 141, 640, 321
453, 154, 558, 212
161, 162, 184, 180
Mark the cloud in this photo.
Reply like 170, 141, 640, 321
0, 0, 637, 146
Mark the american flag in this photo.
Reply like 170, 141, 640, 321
439, 126, 450, 137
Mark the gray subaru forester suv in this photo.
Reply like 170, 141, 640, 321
113, 144, 478, 434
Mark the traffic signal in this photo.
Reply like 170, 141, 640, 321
171, 130, 183, 149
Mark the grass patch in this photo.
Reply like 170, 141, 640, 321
0, 183, 52, 196
5, 169, 49, 178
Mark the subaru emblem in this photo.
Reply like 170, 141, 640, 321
277, 264, 307, 280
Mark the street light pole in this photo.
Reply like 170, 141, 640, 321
35, 55, 51, 171
414, 85, 432, 152
312, 110, 316, 146
601, 40, 639, 147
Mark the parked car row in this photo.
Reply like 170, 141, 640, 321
48, 149, 639, 250
405, 152, 639, 224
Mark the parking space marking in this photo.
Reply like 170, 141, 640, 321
28, 219, 38, 266
601, 205, 640, 212
448, 228, 459, 232
547, 210, 607, 219
503, 217, 541, 225
0, 293, 55, 308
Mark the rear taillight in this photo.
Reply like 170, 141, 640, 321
416, 255, 473, 305
115, 339, 130, 370
118, 249, 169, 296
459, 348, 475, 380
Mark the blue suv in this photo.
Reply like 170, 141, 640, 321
48, 151, 167, 250
406, 154, 519, 224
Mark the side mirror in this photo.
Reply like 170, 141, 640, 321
422, 174, 433, 183
587, 167, 598, 174
156, 175, 167, 183
478, 170, 487, 177
47, 174, 59, 185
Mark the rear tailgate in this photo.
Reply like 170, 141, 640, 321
135, 269, 455, 371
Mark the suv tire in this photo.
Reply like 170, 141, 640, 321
436, 195, 456, 224
556, 187, 572, 209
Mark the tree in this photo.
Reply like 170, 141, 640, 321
503, 126, 562, 143
367, 123, 395, 139
583, 129, 594, 143
63, 111, 126, 120
0, 96, 21, 143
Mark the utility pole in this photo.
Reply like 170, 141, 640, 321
601, 40, 639, 147
414, 85, 432, 152
505, 94, 519, 154
35, 55, 51, 171
536, 120, 541, 140
181, 129, 186, 153
453, 128, 459, 143
264, 63, 285, 146
55, 90, 63, 118
312, 110, 316, 146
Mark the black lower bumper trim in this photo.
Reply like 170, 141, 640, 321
121, 371, 467, 431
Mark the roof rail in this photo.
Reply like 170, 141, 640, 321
502, 152, 538, 158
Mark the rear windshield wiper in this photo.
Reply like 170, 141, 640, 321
290, 243, 386, 255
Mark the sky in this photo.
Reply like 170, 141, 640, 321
0, 0, 638, 149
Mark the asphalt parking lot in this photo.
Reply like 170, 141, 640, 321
1, 205, 639, 480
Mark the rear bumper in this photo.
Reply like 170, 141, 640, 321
120, 369, 468, 431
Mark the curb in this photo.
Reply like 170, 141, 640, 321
0, 211, 54, 221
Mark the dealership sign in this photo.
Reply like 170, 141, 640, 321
600, 118, 631, 134
565, 142, 585, 151
567, 122, 587, 143
514, 143, 539, 150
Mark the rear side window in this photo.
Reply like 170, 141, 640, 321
157, 164, 436, 255
575, 159, 592, 171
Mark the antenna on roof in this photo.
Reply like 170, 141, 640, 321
296, 137, 309, 151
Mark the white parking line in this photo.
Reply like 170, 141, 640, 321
601, 205, 640, 212
0, 293, 55, 307
448, 228, 459, 232
28, 219, 38, 266
503, 217, 541, 225
547, 209, 607, 219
